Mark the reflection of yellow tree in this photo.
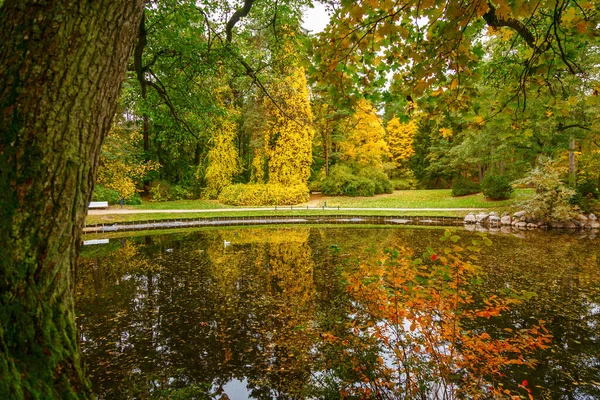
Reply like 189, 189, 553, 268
263, 229, 315, 397
205, 228, 316, 397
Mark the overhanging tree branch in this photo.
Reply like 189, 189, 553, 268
226, 0, 256, 43
483, 2, 537, 49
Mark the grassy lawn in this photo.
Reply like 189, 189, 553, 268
87, 189, 533, 225
109, 189, 533, 210
128, 199, 229, 210
313, 189, 533, 209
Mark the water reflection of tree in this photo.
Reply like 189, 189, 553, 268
469, 232, 600, 399
77, 228, 600, 399
78, 229, 327, 398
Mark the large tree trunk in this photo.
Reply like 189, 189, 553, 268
0, 1, 145, 398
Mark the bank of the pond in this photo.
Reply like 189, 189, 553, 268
85, 208, 478, 225
83, 214, 466, 234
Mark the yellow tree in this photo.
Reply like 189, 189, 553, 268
203, 106, 240, 199
96, 126, 159, 200
263, 67, 315, 187
339, 98, 390, 168
386, 117, 418, 168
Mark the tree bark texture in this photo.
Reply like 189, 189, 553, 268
0, 1, 145, 398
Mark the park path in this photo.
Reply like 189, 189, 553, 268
88, 207, 483, 215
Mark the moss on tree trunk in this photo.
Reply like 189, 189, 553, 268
0, 1, 145, 398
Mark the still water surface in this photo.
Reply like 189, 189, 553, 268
77, 227, 600, 399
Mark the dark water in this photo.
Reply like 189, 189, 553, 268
77, 227, 600, 399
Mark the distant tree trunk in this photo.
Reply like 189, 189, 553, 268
324, 119, 330, 177
0, 1, 145, 398
477, 163, 485, 183
568, 135, 576, 187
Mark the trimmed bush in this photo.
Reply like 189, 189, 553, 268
218, 183, 309, 206
125, 193, 143, 205
343, 176, 375, 197
481, 174, 513, 200
451, 177, 480, 197
91, 185, 143, 205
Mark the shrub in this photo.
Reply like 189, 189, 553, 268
343, 176, 375, 197
570, 179, 599, 213
168, 185, 193, 201
390, 178, 414, 190
481, 174, 513, 200
519, 159, 580, 222
321, 165, 355, 196
388, 169, 417, 190
92, 185, 120, 205
357, 167, 393, 194
308, 179, 322, 192
218, 183, 309, 206
125, 193, 143, 205
149, 181, 170, 202
576, 179, 599, 199
321, 164, 391, 196
92, 185, 143, 205
451, 177, 480, 197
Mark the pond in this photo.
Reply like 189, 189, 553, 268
77, 226, 600, 399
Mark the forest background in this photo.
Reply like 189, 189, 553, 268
95, 0, 600, 218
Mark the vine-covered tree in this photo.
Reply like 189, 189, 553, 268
263, 67, 315, 188
203, 105, 240, 199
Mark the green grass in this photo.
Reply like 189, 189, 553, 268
87, 189, 533, 225
107, 189, 532, 211
314, 189, 533, 209
129, 199, 229, 210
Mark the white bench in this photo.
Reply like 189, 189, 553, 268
89, 201, 109, 209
